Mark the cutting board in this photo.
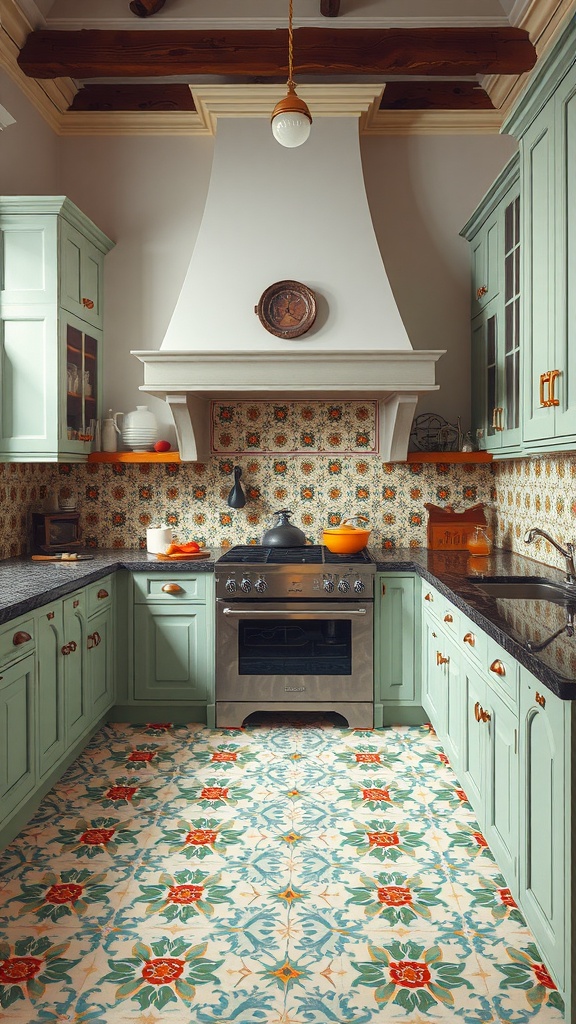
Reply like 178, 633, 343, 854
155, 550, 211, 561
31, 554, 95, 562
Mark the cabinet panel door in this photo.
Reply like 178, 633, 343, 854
486, 687, 518, 889
519, 678, 566, 990
36, 604, 66, 778
421, 615, 447, 737
60, 221, 104, 329
63, 595, 89, 745
0, 655, 36, 822
375, 576, 416, 703
522, 107, 556, 443
87, 606, 115, 723
461, 663, 486, 827
0, 308, 59, 456
444, 635, 464, 772
134, 604, 209, 702
553, 67, 576, 439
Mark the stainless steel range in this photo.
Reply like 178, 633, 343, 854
215, 545, 375, 728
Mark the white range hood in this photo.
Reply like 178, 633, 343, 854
133, 85, 444, 461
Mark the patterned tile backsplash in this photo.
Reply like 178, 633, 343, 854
0, 404, 574, 571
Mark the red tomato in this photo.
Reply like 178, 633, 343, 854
154, 440, 171, 452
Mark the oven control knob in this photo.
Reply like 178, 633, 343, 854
225, 578, 237, 593
338, 578, 350, 593
353, 578, 366, 593
240, 578, 252, 593
254, 577, 267, 593
323, 579, 335, 593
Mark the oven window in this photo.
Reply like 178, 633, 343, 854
238, 618, 352, 675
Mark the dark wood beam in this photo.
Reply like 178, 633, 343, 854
130, 0, 166, 16
18, 27, 536, 79
379, 81, 494, 110
320, 0, 340, 16
69, 83, 194, 111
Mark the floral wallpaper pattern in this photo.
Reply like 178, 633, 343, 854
211, 401, 378, 454
0, 406, 574, 568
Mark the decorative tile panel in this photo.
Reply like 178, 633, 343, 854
211, 401, 378, 454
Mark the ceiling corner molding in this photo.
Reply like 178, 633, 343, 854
192, 83, 385, 135
56, 109, 210, 137
361, 108, 504, 136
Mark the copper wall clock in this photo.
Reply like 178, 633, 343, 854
255, 280, 317, 339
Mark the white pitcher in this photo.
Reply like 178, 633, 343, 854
101, 410, 122, 452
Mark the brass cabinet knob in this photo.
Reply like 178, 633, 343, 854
94, 631, 101, 646
424, 593, 433, 601
82, 297, 94, 310
13, 630, 32, 646
87, 633, 95, 650
474, 700, 481, 722
463, 632, 475, 646
162, 583, 183, 594
436, 651, 449, 666
535, 691, 546, 708
476, 285, 488, 299
61, 643, 71, 655
444, 613, 453, 623
490, 659, 506, 676
73, 599, 80, 608
97, 589, 109, 599
475, 701, 491, 723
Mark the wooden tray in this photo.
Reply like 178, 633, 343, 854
31, 554, 94, 562
155, 550, 211, 561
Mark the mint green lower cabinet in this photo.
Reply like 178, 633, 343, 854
63, 592, 89, 745
36, 602, 66, 778
0, 654, 36, 820
422, 612, 448, 737
484, 684, 518, 890
461, 662, 486, 817
87, 604, 115, 723
133, 602, 211, 703
518, 670, 568, 999
374, 573, 423, 727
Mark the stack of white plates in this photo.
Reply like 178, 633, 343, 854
122, 428, 157, 452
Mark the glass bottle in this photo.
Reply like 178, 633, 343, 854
467, 525, 493, 556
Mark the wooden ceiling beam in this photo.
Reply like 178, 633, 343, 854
379, 81, 494, 109
18, 27, 536, 79
69, 83, 194, 111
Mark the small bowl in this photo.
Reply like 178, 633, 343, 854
322, 527, 371, 554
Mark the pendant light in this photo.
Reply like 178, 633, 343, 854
271, 0, 312, 148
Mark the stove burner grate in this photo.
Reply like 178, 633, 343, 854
217, 545, 373, 566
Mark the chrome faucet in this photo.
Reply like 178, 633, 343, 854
524, 528, 576, 586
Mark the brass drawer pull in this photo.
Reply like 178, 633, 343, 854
548, 369, 560, 407
13, 631, 32, 646
490, 659, 505, 676
475, 701, 491, 723
535, 691, 546, 708
97, 588, 109, 599
161, 583, 183, 594
444, 613, 453, 623
436, 651, 449, 666
424, 593, 433, 602
474, 700, 481, 722
463, 632, 475, 646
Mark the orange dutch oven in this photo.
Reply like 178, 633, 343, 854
322, 516, 371, 554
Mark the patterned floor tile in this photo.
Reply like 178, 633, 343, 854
0, 721, 565, 1022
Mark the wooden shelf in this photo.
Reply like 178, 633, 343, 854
406, 451, 493, 463
88, 451, 181, 463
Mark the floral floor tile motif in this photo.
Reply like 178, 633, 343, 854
0, 721, 565, 1022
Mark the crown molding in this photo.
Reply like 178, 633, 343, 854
40, 16, 511, 32
362, 107, 504, 135
57, 109, 209, 137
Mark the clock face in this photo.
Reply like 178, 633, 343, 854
256, 280, 317, 339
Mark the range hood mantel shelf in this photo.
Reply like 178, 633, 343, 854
132, 348, 445, 464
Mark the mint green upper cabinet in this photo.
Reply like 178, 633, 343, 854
0, 197, 113, 462
374, 574, 421, 726
505, 20, 576, 452
462, 156, 522, 455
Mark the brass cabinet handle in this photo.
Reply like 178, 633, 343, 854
424, 592, 433, 602
475, 701, 491, 723
94, 631, 101, 646
463, 632, 475, 646
68, 640, 77, 652
46, 611, 54, 621
73, 599, 80, 608
476, 285, 488, 299
82, 297, 94, 310
444, 613, 453, 623
548, 369, 560, 407
490, 659, 506, 676
535, 691, 546, 708
540, 371, 549, 407
492, 407, 504, 431
436, 651, 449, 666
13, 630, 32, 646
161, 583, 184, 594
87, 633, 95, 650
431, 631, 437, 638
61, 643, 72, 655
97, 588, 109, 599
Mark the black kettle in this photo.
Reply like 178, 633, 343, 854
261, 509, 307, 547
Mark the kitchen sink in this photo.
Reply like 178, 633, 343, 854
470, 577, 576, 604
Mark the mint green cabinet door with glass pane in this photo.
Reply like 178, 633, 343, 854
36, 602, 67, 779
133, 602, 211, 703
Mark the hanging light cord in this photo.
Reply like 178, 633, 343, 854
287, 0, 295, 89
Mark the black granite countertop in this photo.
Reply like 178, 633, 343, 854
1, 546, 574, 700
372, 547, 576, 700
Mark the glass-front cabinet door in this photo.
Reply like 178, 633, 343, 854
62, 314, 101, 457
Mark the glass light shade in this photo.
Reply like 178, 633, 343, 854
271, 109, 312, 148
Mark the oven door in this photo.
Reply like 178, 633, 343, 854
215, 600, 373, 702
